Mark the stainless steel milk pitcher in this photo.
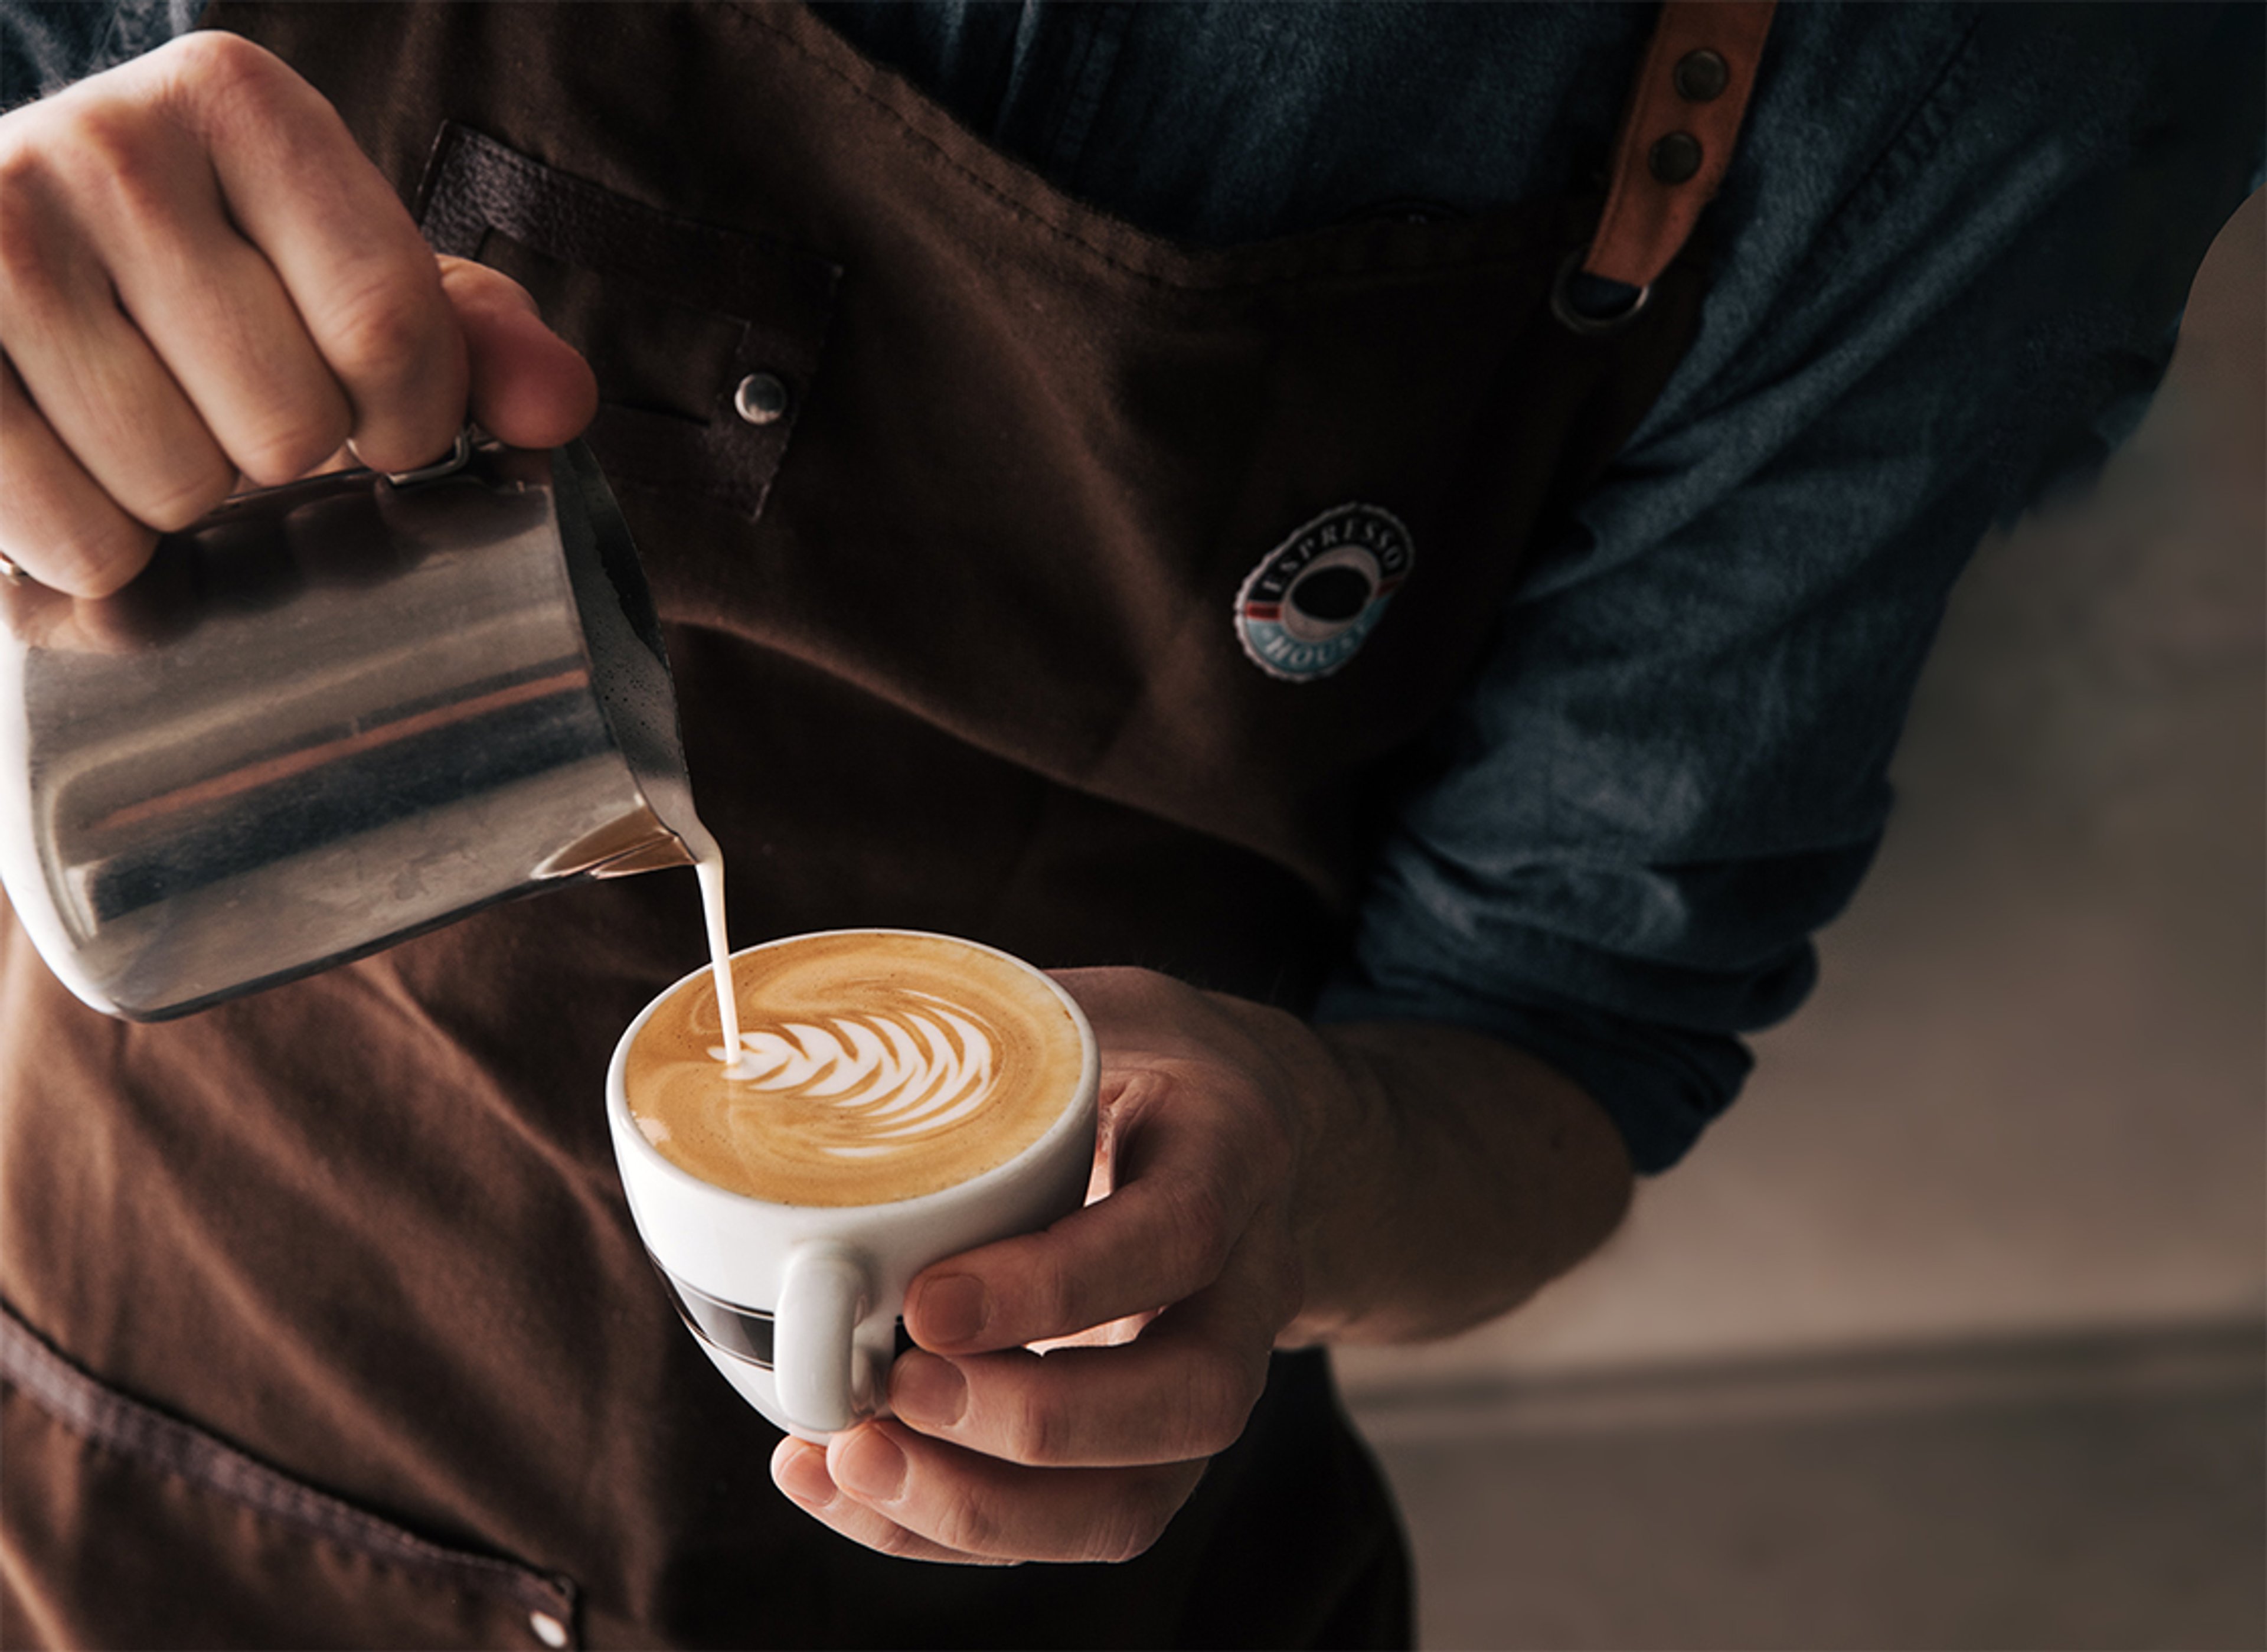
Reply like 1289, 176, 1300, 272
0, 437, 704, 1020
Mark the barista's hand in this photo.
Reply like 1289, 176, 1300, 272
771, 967, 1311, 1564
769, 966, 1634, 1565
0, 31, 597, 597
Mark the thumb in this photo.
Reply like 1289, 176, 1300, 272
436, 255, 599, 450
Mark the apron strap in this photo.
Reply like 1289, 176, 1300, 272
1581, 0, 1778, 290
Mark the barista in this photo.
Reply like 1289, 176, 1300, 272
0, 3, 2257, 1646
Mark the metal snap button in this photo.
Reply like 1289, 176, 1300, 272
733, 373, 790, 426
530, 1609, 570, 1648
1673, 48, 1729, 102
1648, 131, 1704, 185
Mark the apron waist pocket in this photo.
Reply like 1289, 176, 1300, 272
0, 1301, 579, 1651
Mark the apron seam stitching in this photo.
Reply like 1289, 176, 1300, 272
725, 1, 1563, 299
0, 1300, 577, 1620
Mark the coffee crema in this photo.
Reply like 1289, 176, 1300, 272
624, 931, 1084, 1206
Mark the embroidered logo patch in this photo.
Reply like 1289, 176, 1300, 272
1233, 503, 1413, 681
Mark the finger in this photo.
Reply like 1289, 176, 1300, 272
821, 1421, 1206, 1565
770, 1437, 1014, 1566
890, 1225, 1291, 1467
0, 174, 236, 553
0, 354, 162, 596
0, 573, 188, 656
439, 258, 599, 450
51, 99, 350, 488
152, 33, 466, 471
904, 1072, 1263, 1353
321, 255, 601, 464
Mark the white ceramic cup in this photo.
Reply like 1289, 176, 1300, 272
606, 929, 1099, 1441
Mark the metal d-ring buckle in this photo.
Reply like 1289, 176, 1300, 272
1550, 250, 1652, 337
379, 426, 478, 488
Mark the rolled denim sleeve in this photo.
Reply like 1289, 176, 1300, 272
1318, 2, 2265, 1172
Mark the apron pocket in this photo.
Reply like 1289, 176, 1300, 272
0, 1305, 579, 1652
416, 122, 840, 520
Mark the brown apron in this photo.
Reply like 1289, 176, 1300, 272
0, 4, 1772, 1646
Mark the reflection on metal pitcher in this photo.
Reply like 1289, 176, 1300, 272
0, 440, 701, 1020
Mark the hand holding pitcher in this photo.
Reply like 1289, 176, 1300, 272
0, 31, 594, 594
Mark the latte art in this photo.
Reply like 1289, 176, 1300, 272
720, 992, 1005, 1155
625, 931, 1086, 1206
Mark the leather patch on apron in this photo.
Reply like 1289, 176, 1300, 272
416, 122, 839, 521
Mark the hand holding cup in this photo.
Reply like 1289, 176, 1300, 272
608, 930, 1100, 1439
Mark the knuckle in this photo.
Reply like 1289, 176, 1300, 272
1091, 1482, 1181, 1565
928, 1486, 1009, 1559
1030, 1244, 1092, 1337
0, 178, 60, 300
1097, 1522, 1164, 1566
997, 1387, 1068, 1467
0, 132, 44, 214
38, 518, 156, 598
1257, 1256, 1305, 1336
157, 30, 284, 107
133, 454, 234, 533
1158, 1174, 1239, 1285
235, 402, 350, 487
1123, 967, 1184, 1015
322, 282, 442, 387
865, 1520, 936, 1562
61, 106, 179, 227
160, 35, 311, 164
1178, 1347, 1263, 1458
45, 94, 128, 162
1265, 1240, 1307, 1323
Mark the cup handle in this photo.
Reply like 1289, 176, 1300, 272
774, 1243, 872, 1434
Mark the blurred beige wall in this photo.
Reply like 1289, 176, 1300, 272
1340, 188, 2265, 1394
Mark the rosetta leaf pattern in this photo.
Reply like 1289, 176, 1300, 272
720, 992, 1000, 1154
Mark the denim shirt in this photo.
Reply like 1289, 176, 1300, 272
6, 2, 2261, 1171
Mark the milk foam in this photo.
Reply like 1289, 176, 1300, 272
717, 992, 1000, 1156
624, 931, 1084, 1206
